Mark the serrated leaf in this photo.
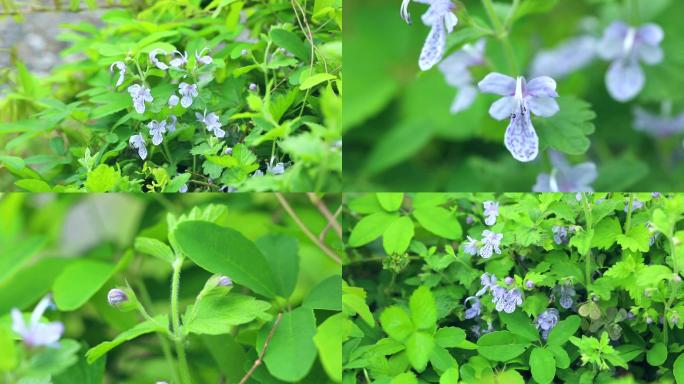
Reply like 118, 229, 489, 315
380, 306, 414, 342
537, 96, 596, 155
406, 331, 434, 372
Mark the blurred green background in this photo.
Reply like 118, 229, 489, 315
343, 0, 684, 191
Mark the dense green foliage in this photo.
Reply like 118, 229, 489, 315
344, 0, 684, 191
343, 193, 684, 383
0, 193, 342, 383
0, 0, 342, 192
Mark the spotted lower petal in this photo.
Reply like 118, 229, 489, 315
419, 23, 446, 71
504, 112, 538, 162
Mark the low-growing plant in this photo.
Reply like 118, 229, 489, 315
0, 0, 342, 192
0, 193, 342, 383
343, 192, 684, 383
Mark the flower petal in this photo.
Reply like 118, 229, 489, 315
181, 95, 193, 108
488, 96, 516, 121
528, 96, 559, 117
478, 72, 516, 96
214, 126, 226, 138
597, 21, 629, 60
504, 112, 538, 162
526, 76, 558, 98
636, 43, 663, 65
637, 23, 664, 46
532, 173, 552, 192
419, 23, 446, 71
168, 94, 179, 107
11, 309, 27, 336
605, 58, 644, 102
451, 85, 478, 113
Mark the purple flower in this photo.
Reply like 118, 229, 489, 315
483, 200, 499, 226
463, 296, 481, 319
195, 47, 213, 65
169, 50, 188, 68
196, 110, 226, 138
149, 49, 169, 70
129, 134, 147, 160
493, 287, 523, 313
478, 73, 559, 162
533, 151, 597, 192
466, 215, 474, 224
127, 84, 153, 114
625, 198, 644, 212
597, 21, 664, 102
267, 158, 285, 175
504, 276, 514, 285
178, 82, 198, 108
525, 280, 535, 289
147, 120, 167, 146
552, 225, 569, 244
107, 289, 128, 307
249, 83, 258, 92
531, 36, 598, 79
438, 38, 486, 113
476, 272, 497, 297
633, 105, 684, 138
463, 235, 479, 256
167, 115, 177, 133
536, 308, 559, 340
479, 230, 502, 259
179, 184, 188, 193
11, 294, 64, 348
557, 282, 576, 309
110, 61, 126, 87
401, 0, 458, 71
652, 192, 661, 198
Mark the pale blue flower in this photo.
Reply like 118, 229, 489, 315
179, 184, 188, 193
625, 198, 644, 212
196, 111, 226, 138
463, 235, 478, 256
147, 120, 167, 146
531, 36, 598, 79
479, 229, 502, 259
633, 104, 684, 138
598, 21, 664, 102
533, 151, 597, 192
401, 0, 458, 71
483, 200, 499, 226
476, 272, 497, 297
167, 115, 177, 133
11, 294, 64, 348
267, 158, 285, 175
557, 282, 576, 309
492, 287, 523, 313
109, 61, 126, 87
464, 296, 481, 319
478, 73, 559, 162
169, 50, 188, 68
536, 308, 559, 340
195, 47, 213, 65
552, 225, 569, 244
218, 276, 233, 287
129, 134, 147, 160
127, 84, 153, 114
178, 82, 198, 108
438, 38, 486, 113
149, 49, 169, 70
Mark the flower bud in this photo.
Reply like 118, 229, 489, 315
225, 147, 233, 155
525, 280, 534, 289
249, 83, 257, 92
504, 277, 514, 285
108, 289, 128, 307
217, 275, 233, 287
241, 49, 248, 56
466, 216, 474, 225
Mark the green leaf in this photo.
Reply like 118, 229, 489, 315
364, 120, 434, 175
547, 344, 570, 369
592, 217, 622, 250
406, 331, 435, 372
14, 179, 52, 192
647, 342, 668, 366
500, 311, 540, 342
476, 331, 530, 361
616, 225, 651, 253
313, 313, 344, 382
391, 372, 418, 384
348, 212, 398, 247
259, 307, 317, 382
86, 316, 167, 363
0, 328, 17, 372
636, 265, 672, 287
547, 315, 581, 346
84, 164, 120, 192
53, 260, 116, 311
434, 327, 466, 348
410, 286, 437, 330
90, 92, 130, 119
0, 258, 70, 314
380, 306, 414, 342
537, 96, 596, 155
299, 73, 336, 90
383, 216, 415, 255
570, 228, 594, 257
412, 207, 462, 240
377, 193, 404, 211
174, 221, 278, 298
514, 0, 560, 20
343, 285, 375, 327
673, 353, 684, 384
134, 237, 175, 264
303, 275, 341, 311
439, 367, 460, 384
530, 347, 556, 384
0, 235, 45, 283
53, 347, 106, 384
256, 234, 299, 298
27, 338, 80, 378
269, 28, 311, 62
184, 292, 271, 335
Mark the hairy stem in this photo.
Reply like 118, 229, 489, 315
239, 313, 284, 384
481, 0, 518, 74
624, 194, 634, 232
171, 258, 192, 384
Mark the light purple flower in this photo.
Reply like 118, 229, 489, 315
476, 272, 497, 297
463, 235, 478, 256
195, 47, 213, 65
149, 49, 169, 70
557, 282, 576, 309
147, 120, 167, 146
479, 230, 502, 259
11, 294, 64, 348
504, 276, 514, 285
533, 151, 597, 192
483, 200, 499, 226
438, 38, 486, 113
249, 83, 258, 92
109, 61, 126, 87
178, 82, 198, 108
401, 0, 458, 71
169, 50, 188, 68
525, 280, 535, 289
552, 225, 569, 245
536, 308, 559, 340
196, 111, 226, 138
493, 287, 523, 313
167, 115, 177, 133
267, 158, 285, 175
531, 36, 598, 79
625, 198, 644, 212
478, 73, 559, 162
127, 84, 153, 114
597, 21, 664, 102
633, 104, 684, 138
129, 134, 147, 160
464, 296, 481, 319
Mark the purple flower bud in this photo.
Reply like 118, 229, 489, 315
557, 282, 576, 309
504, 277, 514, 285
525, 280, 534, 289
108, 289, 128, 307
217, 276, 233, 287
652, 192, 661, 198
179, 184, 188, 193
225, 147, 233, 155
249, 83, 258, 92
241, 49, 248, 56
466, 215, 474, 224
627, 311, 635, 320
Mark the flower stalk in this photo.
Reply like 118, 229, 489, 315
171, 257, 192, 384
481, 0, 518, 74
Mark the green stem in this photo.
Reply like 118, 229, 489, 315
171, 258, 192, 384
481, 0, 518, 74
163, 140, 175, 168
625, 194, 634, 232
664, 236, 680, 344
581, 193, 594, 287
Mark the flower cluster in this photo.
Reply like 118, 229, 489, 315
466, 273, 524, 315
482, 200, 499, 226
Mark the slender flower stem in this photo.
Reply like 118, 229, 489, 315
581, 193, 594, 287
624, 194, 634, 232
239, 313, 284, 384
481, 0, 518, 74
664, 235, 680, 344
171, 258, 192, 384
